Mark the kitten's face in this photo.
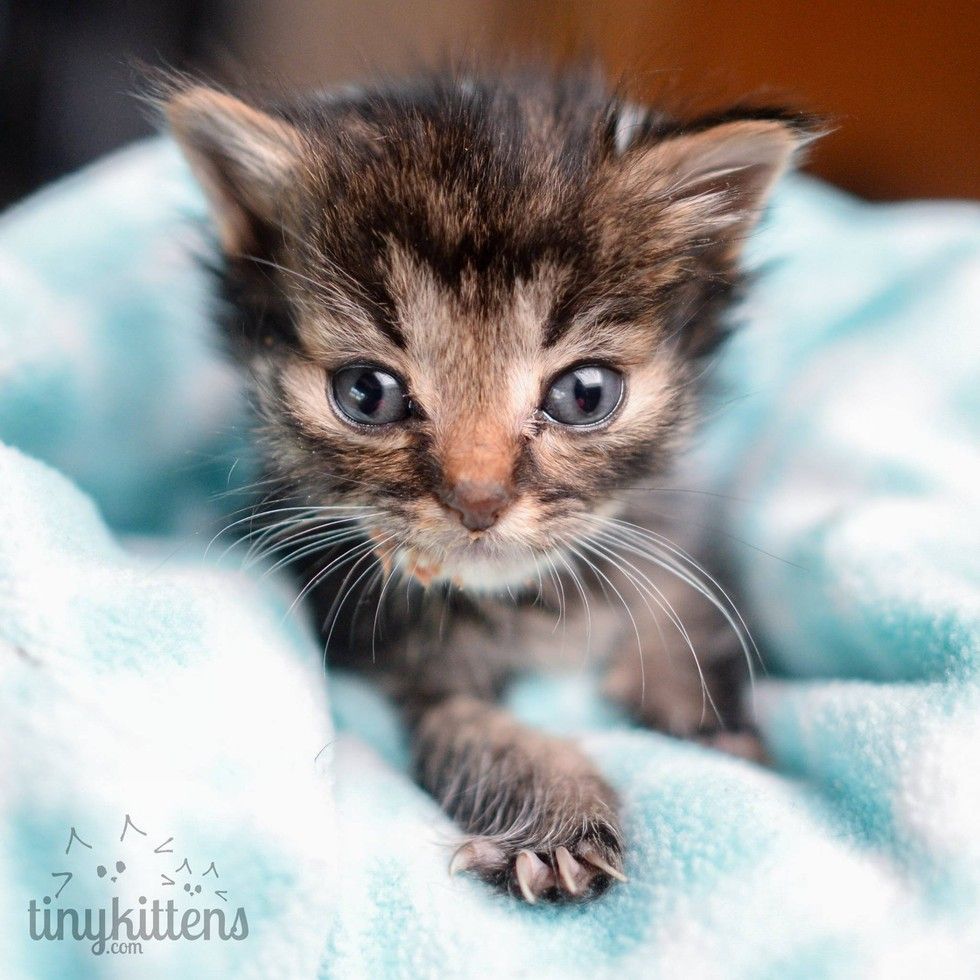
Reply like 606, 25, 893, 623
271, 250, 689, 590
168, 75, 803, 590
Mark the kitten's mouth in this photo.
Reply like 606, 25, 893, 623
370, 530, 443, 587
368, 527, 540, 592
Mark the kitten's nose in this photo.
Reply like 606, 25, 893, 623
441, 480, 514, 532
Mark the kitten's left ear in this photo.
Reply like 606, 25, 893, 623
166, 86, 305, 256
620, 115, 814, 252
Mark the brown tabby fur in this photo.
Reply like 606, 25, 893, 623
165, 66, 814, 902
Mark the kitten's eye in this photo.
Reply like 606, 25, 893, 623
542, 365, 624, 426
331, 365, 410, 425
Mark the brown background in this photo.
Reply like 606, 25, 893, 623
4, 0, 976, 205
239, 0, 979, 201
496, 0, 980, 201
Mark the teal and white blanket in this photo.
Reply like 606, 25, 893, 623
1, 141, 977, 978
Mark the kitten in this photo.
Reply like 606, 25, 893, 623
165, 67, 813, 903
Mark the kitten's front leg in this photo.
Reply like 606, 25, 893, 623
409, 694, 625, 902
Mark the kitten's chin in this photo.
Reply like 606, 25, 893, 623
392, 541, 549, 594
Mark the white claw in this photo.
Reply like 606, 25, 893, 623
579, 847, 628, 883
515, 850, 540, 903
515, 850, 556, 903
449, 837, 505, 876
555, 845, 582, 895
449, 843, 476, 876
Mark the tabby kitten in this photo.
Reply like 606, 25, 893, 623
166, 68, 811, 903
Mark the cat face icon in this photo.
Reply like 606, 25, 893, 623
96, 860, 126, 883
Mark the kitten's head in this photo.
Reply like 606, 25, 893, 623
167, 71, 811, 591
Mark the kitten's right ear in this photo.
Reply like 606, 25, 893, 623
166, 87, 304, 255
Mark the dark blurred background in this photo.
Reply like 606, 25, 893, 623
1, 0, 977, 209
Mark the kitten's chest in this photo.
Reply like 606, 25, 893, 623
476, 580, 628, 673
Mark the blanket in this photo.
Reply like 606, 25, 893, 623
0, 140, 977, 979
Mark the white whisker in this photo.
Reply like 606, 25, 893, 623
552, 537, 592, 660
581, 534, 719, 726
285, 535, 387, 620
322, 539, 395, 653
583, 514, 761, 710
564, 540, 643, 678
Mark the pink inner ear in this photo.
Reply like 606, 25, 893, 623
676, 123, 799, 216
167, 87, 304, 256
617, 119, 800, 234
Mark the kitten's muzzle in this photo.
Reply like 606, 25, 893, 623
439, 479, 514, 532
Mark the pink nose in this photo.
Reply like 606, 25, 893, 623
441, 480, 514, 531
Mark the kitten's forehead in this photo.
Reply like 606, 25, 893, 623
296, 233, 665, 391
387, 245, 555, 354
293, 190, 580, 367
295, 245, 560, 420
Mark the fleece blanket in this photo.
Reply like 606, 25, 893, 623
0, 139, 977, 979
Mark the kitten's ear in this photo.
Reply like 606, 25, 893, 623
622, 117, 810, 252
166, 87, 304, 255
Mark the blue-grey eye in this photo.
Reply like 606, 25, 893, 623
331, 365, 409, 425
542, 365, 623, 426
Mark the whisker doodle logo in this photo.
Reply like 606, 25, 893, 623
28, 814, 249, 956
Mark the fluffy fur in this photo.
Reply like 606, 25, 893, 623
166, 66, 813, 902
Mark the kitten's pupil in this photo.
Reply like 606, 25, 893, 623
574, 372, 603, 415
351, 370, 383, 415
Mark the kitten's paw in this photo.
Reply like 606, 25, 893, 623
449, 831, 626, 903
